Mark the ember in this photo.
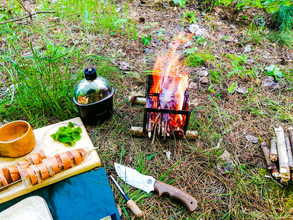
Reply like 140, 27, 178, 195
143, 33, 193, 138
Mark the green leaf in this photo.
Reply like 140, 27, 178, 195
274, 69, 284, 77
60, 136, 73, 143
58, 126, 66, 132
179, 0, 186, 7
50, 122, 82, 147
265, 65, 275, 72
65, 126, 73, 134
73, 127, 82, 133
141, 36, 152, 46
265, 65, 284, 78
50, 133, 56, 140
65, 140, 74, 147
228, 82, 237, 93
229, 54, 235, 60
72, 131, 81, 141
132, 28, 137, 41
68, 122, 74, 128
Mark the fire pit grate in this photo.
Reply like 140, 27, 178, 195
143, 75, 191, 138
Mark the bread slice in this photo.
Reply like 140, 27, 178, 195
77, 148, 87, 161
18, 160, 30, 169
0, 170, 8, 186
66, 151, 75, 167
54, 154, 64, 171
0, 176, 3, 187
30, 165, 42, 184
18, 169, 32, 188
39, 149, 47, 160
48, 157, 61, 174
71, 150, 82, 165
36, 163, 50, 180
25, 167, 38, 185
2, 168, 13, 184
7, 166, 21, 182
59, 152, 72, 170
42, 159, 55, 177
26, 153, 42, 165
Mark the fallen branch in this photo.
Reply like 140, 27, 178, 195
275, 126, 290, 183
289, 127, 293, 150
128, 96, 146, 105
16, 0, 33, 21
0, 11, 55, 25
261, 141, 279, 178
285, 136, 293, 170
269, 137, 278, 162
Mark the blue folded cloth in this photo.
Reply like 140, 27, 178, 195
0, 168, 120, 220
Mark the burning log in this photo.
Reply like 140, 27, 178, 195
128, 96, 146, 105
275, 126, 290, 183
270, 137, 278, 162
261, 141, 279, 178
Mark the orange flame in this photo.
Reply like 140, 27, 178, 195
150, 33, 192, 111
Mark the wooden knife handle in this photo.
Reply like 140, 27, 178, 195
154, 180, 197, 213
126, 199, 143, 218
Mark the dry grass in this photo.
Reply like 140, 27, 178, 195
1, 0, 293, 219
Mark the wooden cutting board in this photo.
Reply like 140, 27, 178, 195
0, 117, 101, 204
0, 196, 53, 220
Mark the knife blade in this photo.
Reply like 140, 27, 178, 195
114, 163, 197, 213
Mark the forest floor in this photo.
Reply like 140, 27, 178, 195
1, 0, 293, 219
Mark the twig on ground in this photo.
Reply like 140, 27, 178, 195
264, 175, 283, 187
0, 11, 55, 25
16, 0, 33, 21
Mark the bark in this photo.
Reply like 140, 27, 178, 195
275, 126, 290, 183
270, 137, 278, 162
261, 141, 279, 178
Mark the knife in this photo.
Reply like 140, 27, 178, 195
114, 163, 197, 213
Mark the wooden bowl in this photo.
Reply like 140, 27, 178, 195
0, 121, 36, 157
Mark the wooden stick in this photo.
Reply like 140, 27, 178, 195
0, 11, 56, 25
270, 137, 278, 162
16, 0, 33, 21
275, 126, 290, 183
151, 114, 160, 144
128, 96, 146, 105
129, 126, 198, 140
185, 131, 199, 140
129, 127, 147, 137
261, 141, 279, 178
289, 127, 293, 151
285, 136, 293, 170
86, 147, 99, 153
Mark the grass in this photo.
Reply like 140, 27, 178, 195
1, 0, 293, 219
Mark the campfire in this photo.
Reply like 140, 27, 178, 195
129, 33, 198, 140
